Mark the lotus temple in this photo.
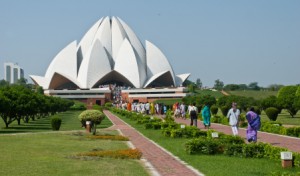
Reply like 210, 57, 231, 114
30, 16, 190, 105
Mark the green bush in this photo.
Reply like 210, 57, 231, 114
78, 110, 105, 135
210, 105, 218, 115
104, 102, 113, 109
265, 107, 279, 121
252, 106, 262, 115
69, 102, 86, 110
224, 144, 243, 157
220, 106, 230, 116
144, 123, 153, 129
242, 142, 265, 158
51, 116, 62, 131
185, 138, 222, 155
92, 104, 103, 112
153, 123, 161, 130
286, 127, 300, 137
261, 122, 285, 135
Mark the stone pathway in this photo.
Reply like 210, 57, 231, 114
175, 118, 300, 153
103, 110, 203, 176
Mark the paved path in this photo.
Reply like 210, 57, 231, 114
175, 118, 300, 153
103, 110, 203, 176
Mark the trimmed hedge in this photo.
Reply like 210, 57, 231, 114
51, 116, 62, 131
265, 107, 279, 121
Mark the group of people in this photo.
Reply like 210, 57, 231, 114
116, 101, 167, 115
185, 102, 261, 143
227, 103, 261, 142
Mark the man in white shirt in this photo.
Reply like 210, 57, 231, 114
227, 102, 240, 136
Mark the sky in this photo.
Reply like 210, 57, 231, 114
0, 0, 299, 87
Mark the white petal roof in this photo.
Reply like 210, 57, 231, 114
30, 16, 190, 90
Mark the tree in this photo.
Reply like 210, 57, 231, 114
213, 79, 224, 90
261, 96, 281, 111
277, 86, 298, 118
0, 79, 9, 87
248, 82, 260, 90
78, 110, 105, 135
223, 84, 240, 91
196, 78, 202, 89
188, 83, 197, 93
267, 84, 284, 91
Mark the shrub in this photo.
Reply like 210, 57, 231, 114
144, 123, 153, 129
104, 102, 113, 109
92, 104, 103, 112
69, 102, 86, 110
252, 106, 261, 115
185, 138, 222, 155
242, 142, 265, 158
220, 106, 230, 116
224, 144, 243, 157
261, 122, 284, 135
210, 105, 218, 115
265, 107, 279, 121
78, 110, 105, 135
51, 116, 62, 130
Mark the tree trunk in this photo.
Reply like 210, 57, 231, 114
17, 118, 21, 125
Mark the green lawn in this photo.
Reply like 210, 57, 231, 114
0, 131, 148, 176
154, 98, 182, 106
116, 113, 300, 176
195, 89, 224, 98
0, 110, 113, 134
228, 90, 278, 100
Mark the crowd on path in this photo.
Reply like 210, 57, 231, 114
113, 100, 262, 143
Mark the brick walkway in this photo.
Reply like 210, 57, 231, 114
175, 118, 300, 153
103, 110, 203, 176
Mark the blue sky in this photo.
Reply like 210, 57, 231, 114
0, 0, 299, 87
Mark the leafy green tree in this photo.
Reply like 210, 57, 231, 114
223, 84, 240, 91
261, 96, 281, 111
213, 79, 224, 90
217, 95, 259, 112
36, 86, 44, 94
0, 79, 9, 87
188, 83, 197, 93
248, 82, 260, 90
79, 110, 105, 135
277, 86, 298, 118
267, 84, 284, 91
196, 78, 202, 89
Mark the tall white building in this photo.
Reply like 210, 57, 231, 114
4, 62, 24, 84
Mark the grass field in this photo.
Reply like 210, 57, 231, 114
0, 131, 148, 176
195, 89, 224, 98
228, 90, 278, 100
0, 110, 113, 134
116, 113, 300, 176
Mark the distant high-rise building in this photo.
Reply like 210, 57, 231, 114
4, 62, 24, 84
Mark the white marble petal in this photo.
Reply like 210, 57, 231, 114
45, 41, 77, 81
114, 38, 140, 88
145, 40, 176, 86
175, 73, 191, 86
77, 39, 111, 88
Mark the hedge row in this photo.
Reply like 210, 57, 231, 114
261, 122, 300, 137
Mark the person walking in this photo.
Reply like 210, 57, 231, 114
246, 107, 261, 142
227, 102, 240, 136
202, 104, 211, 129
188, 102, 198, 127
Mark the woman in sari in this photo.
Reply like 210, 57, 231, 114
246, 107, 261, 142
201, 104, 211, 129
